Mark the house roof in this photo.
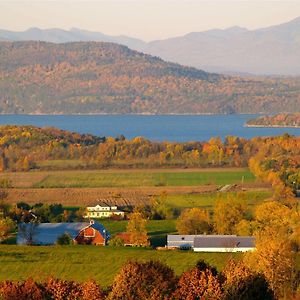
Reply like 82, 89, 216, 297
17, 222, 110, 245
87, 200, 117, 207
87, 209, 124, 213
194, 236, 255, 249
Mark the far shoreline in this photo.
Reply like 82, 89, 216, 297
244, 124, 300, 129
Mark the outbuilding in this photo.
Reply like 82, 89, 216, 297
193, 236, 255, 252
17, 220, 110, 245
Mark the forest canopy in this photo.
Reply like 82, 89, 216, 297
0, 41, 300, 114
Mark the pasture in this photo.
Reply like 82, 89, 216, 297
0, 168, 255, 188
0, 167, 270, 206
0, 245, 239, 286
1, 245, 299, 287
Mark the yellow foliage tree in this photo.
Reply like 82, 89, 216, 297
176, 207, 211, 235
126, 211, 149, 247
213, 193, 247, 234
244, 228, 296, 299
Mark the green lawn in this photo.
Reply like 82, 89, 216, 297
165, 191, 272, 211
33, 169, 255, 188
0, 245, 239, 286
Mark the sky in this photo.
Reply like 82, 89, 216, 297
1, 0, 300, 41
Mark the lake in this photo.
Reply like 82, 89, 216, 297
0, 114, 299, 142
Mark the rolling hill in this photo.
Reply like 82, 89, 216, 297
2, 17, 300, 75
0, 41, 299, 114
143, 17, 300, 75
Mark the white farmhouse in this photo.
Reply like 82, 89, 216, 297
85, 200, 125, 219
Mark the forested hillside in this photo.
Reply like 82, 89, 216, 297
0, 41, 300, 114
246, 113, 300, 127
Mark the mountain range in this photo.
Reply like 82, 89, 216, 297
0, 41, 299, 114
1, 17, 300, 75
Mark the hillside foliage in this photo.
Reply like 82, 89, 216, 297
246, 113, 300, 128
0, 125, 298, 196
0, 41, 300, 114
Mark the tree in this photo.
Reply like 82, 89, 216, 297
173, 261, 223, 300
80, 280, 105, 300
0, 217, 15, 242
109, 236, 124, 247
222, 259, 274, 300
213, 193, 247, 234
16, 202, 31, 211
254, 201, 293, 234
126, 211, 149, 246
244, 227, 297, 298
235, 219, 253, 236
108, 260, 177, 300
56, 233, 73, 245
18, 222, 38, 245
176, 208, 211, 235
150, 192, 178, 220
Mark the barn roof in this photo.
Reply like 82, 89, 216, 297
167, 234, 236, 242
17, 222, 109, 245
194, 236, 255, 248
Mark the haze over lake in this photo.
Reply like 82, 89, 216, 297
0, 114, 299, 142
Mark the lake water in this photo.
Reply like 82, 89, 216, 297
0, 114, 299, 142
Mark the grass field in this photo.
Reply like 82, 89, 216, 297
34, 169, 255, 188
1, 245, 299, 286
0, 168, 255, 188
0, 245, 240, 286
1, 167, 269, 206
165, 191, 272, 211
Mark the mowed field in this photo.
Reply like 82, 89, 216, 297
0, 168, 270, 206
1, 245, 299, 287
1, 168, 255, 188
0, 245, 240, 286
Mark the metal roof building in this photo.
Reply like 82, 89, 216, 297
193, 236, 255, 252
17, 222, 110, 245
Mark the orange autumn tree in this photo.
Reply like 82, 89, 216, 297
173, 260, 222, 300
108, 260, 177, 300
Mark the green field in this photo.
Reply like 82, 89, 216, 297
0, 245, 239, 286
1, 245, 298, 286
33, 168, 255, 188
165, 191, 272, 211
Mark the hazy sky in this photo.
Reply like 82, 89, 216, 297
1, 0, 300, 41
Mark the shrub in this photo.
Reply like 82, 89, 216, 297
56, 233, 73, 245
109, 236, 124, 247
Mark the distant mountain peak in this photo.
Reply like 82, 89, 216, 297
225, 26, 248, 33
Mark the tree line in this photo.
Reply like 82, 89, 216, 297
0, 126, 298, 197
